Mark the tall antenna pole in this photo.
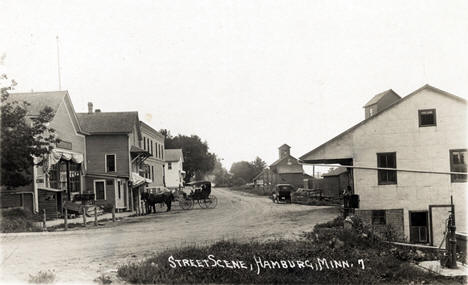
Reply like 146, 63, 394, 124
56, 35, 62, 90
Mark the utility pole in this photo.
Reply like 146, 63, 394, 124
56, 35, 62, 90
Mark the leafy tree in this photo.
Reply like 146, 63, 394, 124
209, 158, 232, 186
162, 131, 216, 182
0, 75, 59, 188
229, 161, 255, 183
251, 156, 267, 177
229, 157, 267, 185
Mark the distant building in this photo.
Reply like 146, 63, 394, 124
253, 144, 307, 191
77, 104, 150, 212
164, 149, 184, 189
321, 167, 349, 197
0, 91, 87, 219
300, 85, 467, 245
140, 121, 165, 193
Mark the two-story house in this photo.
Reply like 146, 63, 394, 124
77, 104, 150, 212
140, 121, 166, 192
164, 149, 184, 189
300, 85, 467, 246
1, 91, 87, 219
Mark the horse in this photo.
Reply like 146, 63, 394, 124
141, 191, 174, 214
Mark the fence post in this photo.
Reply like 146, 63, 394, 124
112, 205, 116, 222
82, 206, 87, 227
64, 207, 68, 231
42, 209, 47, 231
94, 206, 98, 226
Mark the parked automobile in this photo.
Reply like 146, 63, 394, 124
272, 184, 295, 203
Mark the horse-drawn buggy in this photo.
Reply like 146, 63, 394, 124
178, 181, 217, 210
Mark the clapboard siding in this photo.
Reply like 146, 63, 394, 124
85, 135, 129, 177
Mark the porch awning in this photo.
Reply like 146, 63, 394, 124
35, 149, 85, 174
131, 172, 152, 188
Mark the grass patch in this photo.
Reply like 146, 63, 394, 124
28, 270, 55, 284
0, 208, 42, 233
118, 217, 465, 284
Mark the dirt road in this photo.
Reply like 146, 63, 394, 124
0, 188, 338, 283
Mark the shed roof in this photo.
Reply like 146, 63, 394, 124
164, 149, 183, 162
322, 167, 348, 177
363, 89, 400, 107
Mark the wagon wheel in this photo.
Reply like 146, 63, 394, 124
179, 198, 194, 210
198, 198, 209, 209
205, 195, 217, 209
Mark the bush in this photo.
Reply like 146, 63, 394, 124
28, 270, 55, 284
0, 208, 42, 233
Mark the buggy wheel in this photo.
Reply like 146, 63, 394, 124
179, 198, 193, 210
205, 195, 217, 209
198, 199, 208, 209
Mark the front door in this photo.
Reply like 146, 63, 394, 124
115, 179, 125, 209
410, 211, 429, 243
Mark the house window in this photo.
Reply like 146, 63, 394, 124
94, 180, 106, 200
377, 152, 397, 184
151, 141, 153, 156
168, 162, 172, 170
106, 154, 116, 172
418, 109, 436, 127
450, 149, 467, 182
372, 210, 386, 225
152, 166, 154, 182
143, 137, 146, 150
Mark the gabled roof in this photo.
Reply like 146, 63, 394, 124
300, 84, 467, 162
6, 91, 86, 135
270, 154, 298, 167
165, 149, 183, 162
363, 89, 400, 107
77, 111, 141, 139
322, 167, 347, 177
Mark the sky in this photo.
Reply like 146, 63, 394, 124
1, 0, 468, 173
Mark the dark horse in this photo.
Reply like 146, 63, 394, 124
141, 191, 174, 214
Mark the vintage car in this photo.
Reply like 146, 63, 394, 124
272, 184, 295, 203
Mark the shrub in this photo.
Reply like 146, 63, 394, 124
28, 270, 55, 284
0, 208, 42, 233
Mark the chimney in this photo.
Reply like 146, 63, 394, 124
88, 102, 93, 114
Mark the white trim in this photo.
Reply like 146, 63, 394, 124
93, 179, 106, 200
105, 153, 117, 173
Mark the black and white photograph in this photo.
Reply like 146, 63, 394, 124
1, 1, 467, 284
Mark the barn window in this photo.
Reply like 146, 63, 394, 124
418, 109, 436, 127
372, 210, 386, 225
377, 152, 397, 185
106, 154, 116, 172
450, 149, 467, 182
94, 180, 106, 200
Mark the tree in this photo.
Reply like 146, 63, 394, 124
251, 156, 267, 177
0, 75, 59, 188
163, 132, 216, 182
230, 161, 255, 183
209, 158, 232, 186
229, 156, 267, 186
